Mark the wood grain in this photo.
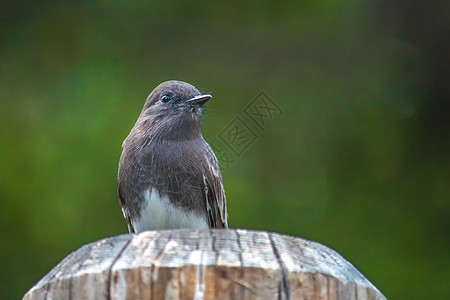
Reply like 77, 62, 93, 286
23, 229, 386, 300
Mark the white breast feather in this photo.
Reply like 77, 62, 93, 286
132, 188, 209, 233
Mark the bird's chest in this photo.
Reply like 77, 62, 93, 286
141, 142, 204, 189
132, 187, 209, 232
143, 140, 201, 170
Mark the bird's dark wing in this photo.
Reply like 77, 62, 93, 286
203, 143, 228, 228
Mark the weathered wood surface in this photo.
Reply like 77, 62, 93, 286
23, 229, 386, 300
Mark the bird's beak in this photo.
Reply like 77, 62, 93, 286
186, 94, 212, 107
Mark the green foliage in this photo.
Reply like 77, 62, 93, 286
1, 1, 449, 299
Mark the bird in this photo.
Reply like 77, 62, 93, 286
117, 80, 228, 233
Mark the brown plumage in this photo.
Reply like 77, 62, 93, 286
117, 80, 228, 233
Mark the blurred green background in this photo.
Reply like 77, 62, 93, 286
1, 1, 449, 299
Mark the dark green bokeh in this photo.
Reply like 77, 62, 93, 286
1, 1, 449, 299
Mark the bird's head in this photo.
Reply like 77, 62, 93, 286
137, 80, 212, 140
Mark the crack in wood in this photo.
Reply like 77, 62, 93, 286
42, 284, 49, 300
269, 233, 290, 300
234, 229, 246, 299
106, 236, 132, 300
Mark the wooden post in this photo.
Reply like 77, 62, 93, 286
23, 229, 386, 300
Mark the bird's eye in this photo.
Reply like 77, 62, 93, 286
161, 94, 170, 103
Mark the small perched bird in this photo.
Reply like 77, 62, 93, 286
117, 80, 228, 233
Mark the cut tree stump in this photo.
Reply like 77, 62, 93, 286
23, 229, 386, 300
